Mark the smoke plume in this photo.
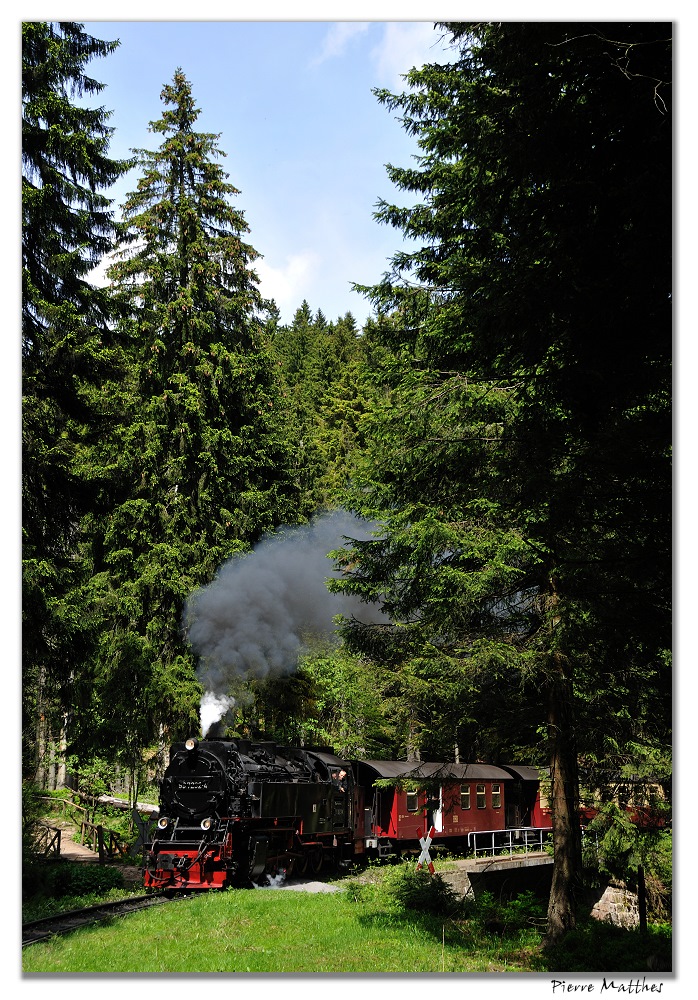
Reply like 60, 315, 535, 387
184, 510, 385, 733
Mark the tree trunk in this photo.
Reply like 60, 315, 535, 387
545, 653, 582, 943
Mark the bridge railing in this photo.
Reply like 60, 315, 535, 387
466, 826, 553, 858
35, 795, 131, 862
34, 822, 62, 858
78, 820, 131, 862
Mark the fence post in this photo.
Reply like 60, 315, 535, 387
97, 825, 105, 863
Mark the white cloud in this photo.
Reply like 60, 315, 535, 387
312, 22, 371, 66
370, 22, 454, 90
256, 251, 320, 319
87, 248, 319, 323
86, 255, 115, 288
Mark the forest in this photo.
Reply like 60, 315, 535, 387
22, 21, 671, 942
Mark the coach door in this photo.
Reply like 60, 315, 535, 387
506, 802, 521, 828
427, 786, 444, 833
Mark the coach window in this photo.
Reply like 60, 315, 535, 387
492, 783, 501, 809
406, 790, 419, 812
460, 785, 471, 810
476, 783, 486, 809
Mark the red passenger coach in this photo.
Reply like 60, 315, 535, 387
354, 760, 550, 858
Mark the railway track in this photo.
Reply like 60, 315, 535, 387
22, 891, 179, 948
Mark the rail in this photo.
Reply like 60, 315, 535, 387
466, 826, 553, 858
36, 795, 88, 820
23, 891, 173, 948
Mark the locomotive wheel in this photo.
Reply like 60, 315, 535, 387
297, 852, 309, 875
308, 847, 323, 875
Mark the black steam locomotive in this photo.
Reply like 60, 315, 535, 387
144, 737, 355, 890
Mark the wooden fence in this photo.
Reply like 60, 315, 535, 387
36, 795, 131, 863
78, 819, 130, 862
34, 822, 61, 858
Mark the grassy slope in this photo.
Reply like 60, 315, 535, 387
23, 886, 547, 974
22, 881, 671, 975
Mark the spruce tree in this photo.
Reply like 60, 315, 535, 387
79, 70, 301, 761
22, 21, 128, 780
331, 23, 671, 940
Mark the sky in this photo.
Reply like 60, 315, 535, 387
72, 18, 458, 326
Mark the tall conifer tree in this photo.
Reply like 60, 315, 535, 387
79, 70, 300, 761
22, 21, 128, 779
332, 23, 671, 940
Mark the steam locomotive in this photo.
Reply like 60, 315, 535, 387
143, 737, 550, 891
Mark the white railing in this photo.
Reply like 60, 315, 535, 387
466, 826, 553, 858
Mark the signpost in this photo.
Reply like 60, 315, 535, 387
416, 826, 436, 874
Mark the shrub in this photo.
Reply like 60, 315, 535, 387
24, 861, 124, 901
545, 918, 672, 972
361, 862, 462, 915
22, 782, 46, 857
470, 889, 547, 935
583, 804, 672, 916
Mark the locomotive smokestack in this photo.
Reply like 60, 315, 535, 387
203, 720, 226, 739
184, 510, 387, 731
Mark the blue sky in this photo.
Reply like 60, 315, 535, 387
75, 18, 457, 325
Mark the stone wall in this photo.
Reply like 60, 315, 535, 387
587, 883, 640, 929
441, 862, 642, 931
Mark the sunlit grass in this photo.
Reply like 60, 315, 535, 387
23, 863, 672, 975
23, 886, 547, 973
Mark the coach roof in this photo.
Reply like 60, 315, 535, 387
358, 760, 515, 781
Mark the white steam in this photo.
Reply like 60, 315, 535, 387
184, 510, 385, 734
199, 691, 236, 738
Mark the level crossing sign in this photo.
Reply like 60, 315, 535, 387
416, 826, 436, 874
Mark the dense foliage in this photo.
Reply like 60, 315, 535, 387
270, 301, 381, 511
330, 22, 671, 939
22, 21, 129, 778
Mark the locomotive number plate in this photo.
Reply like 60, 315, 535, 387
177, 778, 214, 791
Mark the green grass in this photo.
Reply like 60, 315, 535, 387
23, 885, 547, 973
22, 864, 672, 975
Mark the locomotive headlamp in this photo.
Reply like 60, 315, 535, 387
185, 738, 199, 752
157, 816, 170, 830
200, 817, 213, 831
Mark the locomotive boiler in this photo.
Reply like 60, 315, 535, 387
144, 737, 355, 891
